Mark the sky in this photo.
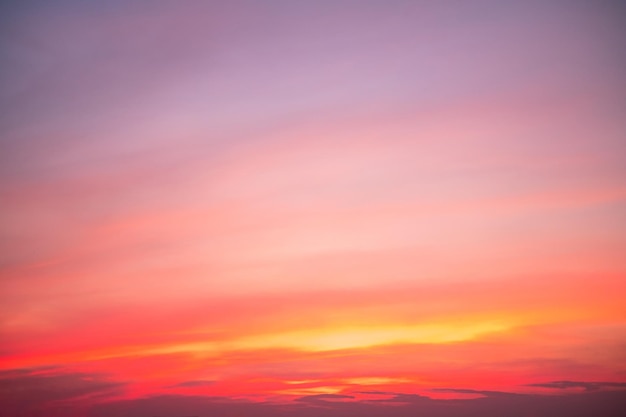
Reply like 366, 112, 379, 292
1, 1, 625, 416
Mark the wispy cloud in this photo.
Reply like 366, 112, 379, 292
528, 380, 626, 392
169, 379, 216, 388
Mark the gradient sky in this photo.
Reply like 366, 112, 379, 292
1, 1, 626, 416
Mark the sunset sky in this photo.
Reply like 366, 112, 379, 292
1, 1, 625, 416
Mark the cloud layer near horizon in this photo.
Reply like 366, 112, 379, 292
2, 368, 626, 417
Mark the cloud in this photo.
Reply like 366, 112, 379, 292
3, 380, 626, 417
91, 394, 286, 417
356, 392, 432, 404
432, 388, 523, 398
0, 367, 125, 415
295, 393, 355, 405
90, 390, 626, 417
169, 379, 216, 388
528, 380, 626, 392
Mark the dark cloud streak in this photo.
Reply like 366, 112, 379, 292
168, 380, 216, 388
528, 380, 626, 391
0, 367, 125, 416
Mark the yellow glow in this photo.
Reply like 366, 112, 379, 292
235, 321, 509, 352
47, 320, 512, 367
276, 386, 344, 396
285, 379, 322, 385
